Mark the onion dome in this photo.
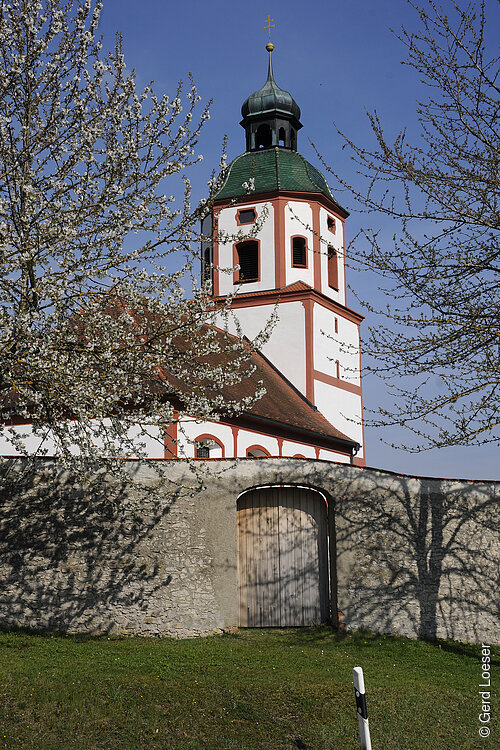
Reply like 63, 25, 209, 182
240, 46, 302, 152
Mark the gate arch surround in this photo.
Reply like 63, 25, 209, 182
237, 485, 333, 627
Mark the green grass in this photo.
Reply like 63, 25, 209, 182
0, 628, 497, 749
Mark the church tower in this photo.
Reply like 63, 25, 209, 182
202, 44, 365, 465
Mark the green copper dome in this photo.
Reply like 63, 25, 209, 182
240, 50, 302, 152
241, 55, 301, 122
214, 147, 346, 212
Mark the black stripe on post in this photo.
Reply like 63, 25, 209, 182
354, 688, 368, 720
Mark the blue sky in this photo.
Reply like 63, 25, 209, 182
98, 0, 499, 479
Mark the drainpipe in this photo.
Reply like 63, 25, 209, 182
350, 443, 361, 465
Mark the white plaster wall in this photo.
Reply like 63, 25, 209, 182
1, 418, 358, 463
215, 300, 307, 396
0, 424, 46, 456
0, 421, 165, 458
318, 448, 351, 463
282, 441, 317, 458
319, 207, 345, 305
314, 380, 364, 457
177, 418, 234, 459
313, 304, 361, 385
118, 423, 165, 458
178, 422, 330, 461
217, 201, 275, 296
284, 201, 314, 288
236, 429, 278, 457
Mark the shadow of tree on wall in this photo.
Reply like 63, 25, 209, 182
0, 459, 181, 635
334, 471, 500, 642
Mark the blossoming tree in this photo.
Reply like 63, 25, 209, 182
0, 0, 268, 482
316, 0, 499, 451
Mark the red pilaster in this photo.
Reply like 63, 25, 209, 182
164, 411, 179, 458
302, 298, 315, 403
274, 197, 287, 288
311, 203, 322, 292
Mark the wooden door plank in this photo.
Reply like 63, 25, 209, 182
237, 487, 330, 629
237, 499, 248, 627
302, 490, 319, 625
267, 490, 280, 626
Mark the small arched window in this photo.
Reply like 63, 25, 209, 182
327, 216, 336, 233
292, 236, 307, 268
328, 246, 338, 290
256, 123, 272, 149
235, 240, 259, 283
195, 436, 224, 459
246, 446, 271, 458
290, 129, 296, 150
278, 127, 286, 147
195, 441, 211, 458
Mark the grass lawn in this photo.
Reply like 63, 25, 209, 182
0, 628, 497, 749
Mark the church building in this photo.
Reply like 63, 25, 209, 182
0, 45, 365, 468
190, 43, 366, 466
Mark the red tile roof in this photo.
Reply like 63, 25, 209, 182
160, 325, 357, 448
240, 348, 356, 446
3, 301, 357, 451
214, 280, 312, 302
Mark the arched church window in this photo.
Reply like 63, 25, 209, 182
235, 240, 259, 283
290, 129, 296, 150
291, 236, 307, 268
328, 246, 339, 290
278, 127, 286, 147
256, 123, 272, 149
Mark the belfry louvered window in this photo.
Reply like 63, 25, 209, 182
328, 246, 339, 289
292, 236, 307, 268
236, 240, 259, 283
201, 247, 212, 287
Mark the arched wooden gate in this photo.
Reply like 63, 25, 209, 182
237, 486, 331, 627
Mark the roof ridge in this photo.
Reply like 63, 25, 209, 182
278, 280, 312, 291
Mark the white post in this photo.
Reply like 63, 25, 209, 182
353, 666, 372, 750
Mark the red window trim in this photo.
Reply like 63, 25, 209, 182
245, 444, 271, 458
328, 245, 339, 290
233, 239, 261, 285
194, 433, 225, 459
236, 207, 257, 226
290, 234, 308, 269
327, 215, 336, 234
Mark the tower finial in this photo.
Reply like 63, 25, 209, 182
264, 14, 275, 52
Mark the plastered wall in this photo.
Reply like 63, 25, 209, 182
0, 458, 497, 643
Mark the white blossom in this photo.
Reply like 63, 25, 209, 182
0, 0, 273, 496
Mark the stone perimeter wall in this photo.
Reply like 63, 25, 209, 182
0, 458, 498, 643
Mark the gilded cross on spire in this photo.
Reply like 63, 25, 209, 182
264, 14, 275, 51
